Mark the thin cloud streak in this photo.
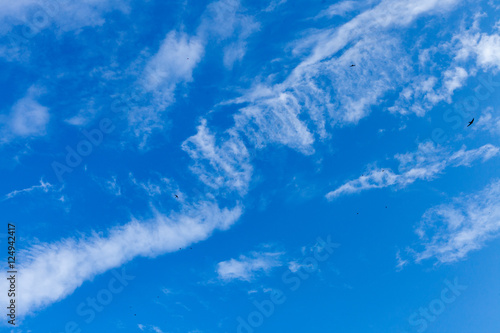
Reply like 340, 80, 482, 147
326, 142, 499, 199
0, 202, 242, 316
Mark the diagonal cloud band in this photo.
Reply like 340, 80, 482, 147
0, 201, 242, 316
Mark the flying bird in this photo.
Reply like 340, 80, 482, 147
467, 118, 474, 127
350, 64, 356, 67
175, 194, 179, 198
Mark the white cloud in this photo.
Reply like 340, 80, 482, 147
305, 34, 411, 123
216, 251, 284, 282
295, 0, 460, 69
103, 176, 122, 196
127, 0, 259, 145
151, 326, 164, 333
198, 0, 259, 69
263, 0, 288, 12
129, 173, 178, 198
414, 179, 500, 263
233, 88, 316, 154
1, 86, 49, 143
288, 261, 307, 273
453, 20, 500, 71
10, 98, 49, 136
400, 14, 495, 115
395, 250, 409, 271
473, 108, 500, 136
326, 142, 499, 199
223, 0, 462, 151
2, 178, 55, 200
64, 101, 98, 127
316, 1, 358, 18
124, 30, 204, 146
198, 0, 259, 42
223, 40, 247, 70
0, 202, 242, 316
0, 0, 130, 34
443, 66, 469, 93
0, 0, 129, 61
182, 119, 253, 194
142, 31, 204, 94
448, 143, 500, 166
472, 34, 500, 70
137, 324, 165, 333
388, 42, 471, 116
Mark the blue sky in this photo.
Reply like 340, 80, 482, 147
0, 0, 500, 332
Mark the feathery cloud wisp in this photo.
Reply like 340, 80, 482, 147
216, 251, 284, 282
0, 202, 242, 316
414, 179, 500, 263
326, 142, 499, 199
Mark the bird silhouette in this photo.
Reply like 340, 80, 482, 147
467, 118, 474, 127
350, 64, 356, 67
175, 194, 179, 198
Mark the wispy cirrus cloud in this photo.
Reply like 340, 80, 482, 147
2, 178, 55, 201
232, 87, 317, 154
389, 12, 500, 116
198, 0, 260, 69
0, 0, 130, 34
221, 0, 462, 155
0, 201, 241, 316
216, 250, 284, 282
413, 178, 500, 263
473, 108, 500, 136
389, 66, 470, 116
127, 30, 205, 146
326, 142, 499, 200
138, 324, 165, 333
129, 173, 180, 198
316, 1, 359, 19
126, 0, 259, 145
182, 119, 253, 194
93, 175, 122, 197
263, 0, 288, 12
